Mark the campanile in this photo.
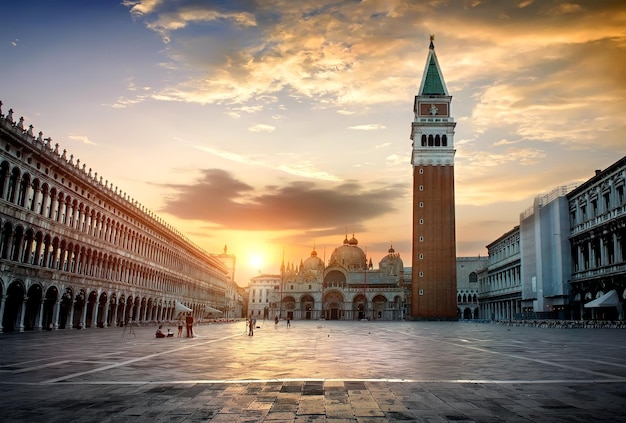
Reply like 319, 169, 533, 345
409, 35, 457, 320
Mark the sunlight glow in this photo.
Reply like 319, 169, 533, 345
249, 254, 264, 270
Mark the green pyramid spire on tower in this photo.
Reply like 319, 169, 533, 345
419, 35, 448, 96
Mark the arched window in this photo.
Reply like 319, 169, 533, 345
435, 135, 440, 146
442, 135, 447, 146
428, 135, 434, 146
421, 134, 427, 146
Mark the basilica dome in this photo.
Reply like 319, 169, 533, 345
329, 235, 366, 271
302, 249, 324, 271
379, 245, 403, 276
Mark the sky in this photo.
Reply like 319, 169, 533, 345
1, 0, 625, 287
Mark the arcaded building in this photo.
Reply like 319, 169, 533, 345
0, 104, 233, 332
409, 36, 457, 319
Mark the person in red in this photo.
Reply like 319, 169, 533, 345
185, 312, 194, 338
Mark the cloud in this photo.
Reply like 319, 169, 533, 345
68, 135, 96, 146
248, 124, 275, 133
194, 145, 341, 181
157, 169, 408, 230
194, 145, 263, 166
348, 124, 386, 131
277, 162, 341, 181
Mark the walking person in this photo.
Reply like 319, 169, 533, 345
274, 315, 279, 328
286, 317, 291, 328
177, 320, 183, 337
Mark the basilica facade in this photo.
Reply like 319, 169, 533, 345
249, 235, 406, 321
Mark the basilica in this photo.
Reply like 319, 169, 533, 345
248, 235, 407, 321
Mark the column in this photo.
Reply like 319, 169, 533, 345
18, 298, 27, 332
93, 299, 100, 328
36, 299, 45, 331
52, 299, 60, 329
68, 301, 76, 329
103, 301, 110, 327
0, 297, 5, 331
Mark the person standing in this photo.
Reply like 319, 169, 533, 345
286, 317, 291, 328
177, 320, 183, 337
185, 312, 194, 338
248, 315, 254, 336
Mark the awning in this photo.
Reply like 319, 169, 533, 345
175, 301, 193, 314
205, 305, 223, 314
584, 289, 620, 308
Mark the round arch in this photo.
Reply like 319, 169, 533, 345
2, 280, 25, 332
24, 283, 43, 330
42, 285, 58, 330
323, 290, 345, 320
300, 294, 315, 320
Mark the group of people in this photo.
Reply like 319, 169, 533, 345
155, 312, 195, 338
273, 315, 291, 328
244, 314, 292, 336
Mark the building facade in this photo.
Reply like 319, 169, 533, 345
215, 245, 244, 319
0, 104, 234, 332
519, 187, 573, 318
456, 256, 487, 319
247, 273, 281, 320
479, 226, 522, 320
479, 157, 626, 321
568, 157, 626, 320
247, 236, 406, 321
409, 35, 457, 320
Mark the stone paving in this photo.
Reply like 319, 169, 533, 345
1, 320, 625, 422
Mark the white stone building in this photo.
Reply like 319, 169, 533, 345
247, 235, 406, 321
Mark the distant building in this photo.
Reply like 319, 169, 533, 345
247, 235, 406, 321
456, 256, 487, 319
214, 245, 243, 319
479, 226, 521, 320
247, 273, 280, 320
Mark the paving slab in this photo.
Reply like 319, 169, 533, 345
1, 320, 625, 422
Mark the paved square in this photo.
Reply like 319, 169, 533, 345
1, 321, 625, 422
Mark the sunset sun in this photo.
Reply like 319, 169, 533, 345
249, 254, 264, 270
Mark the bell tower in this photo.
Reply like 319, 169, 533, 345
409, 35, 457, 320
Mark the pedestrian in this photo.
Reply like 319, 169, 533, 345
286, 317, 291, 328
185, 312, 194, 338
274, 315, 279, 327
177, 320, 183, 337
248, 315, 254, 336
